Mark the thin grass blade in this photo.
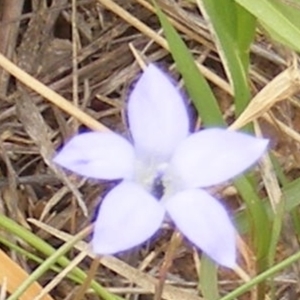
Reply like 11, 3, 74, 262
154, 1, 224, 126
235, 0, 300, 52
197, 0, 255, 116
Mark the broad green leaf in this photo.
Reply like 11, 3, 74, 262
235, 0, 300, 52
154, 1, 224, 126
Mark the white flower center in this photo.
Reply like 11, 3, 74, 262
133, 154, 182, 201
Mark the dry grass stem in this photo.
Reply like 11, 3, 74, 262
1, 1, 300, 299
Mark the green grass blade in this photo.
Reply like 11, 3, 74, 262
154, 1, 224, 126
235, 0, 300, 52
219, 249, 300, 300
236, 4, 257, 68
7, 228, 89, 300
198, 0, 255, 116
0, 214, 122, 300
155, 0, 270, 282
234, 176, 271, 268
291, 208, 300, 240
199, 255, 219, 300
0, 236, 82, 284
236, 177, 300, 233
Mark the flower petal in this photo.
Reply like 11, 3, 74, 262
165, 189, 236, 268
54, 132, 135, 180
93, 181, 165, 254
170, 128, 268, 188
128, 64, 189, 158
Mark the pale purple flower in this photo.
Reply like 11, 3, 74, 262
54, 64, 268, 268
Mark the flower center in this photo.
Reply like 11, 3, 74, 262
133, 155, 168, 195
151, 175, 165, 199
133, 154, 182, 201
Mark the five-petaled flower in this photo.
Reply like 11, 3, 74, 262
54, 64, 268, 268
